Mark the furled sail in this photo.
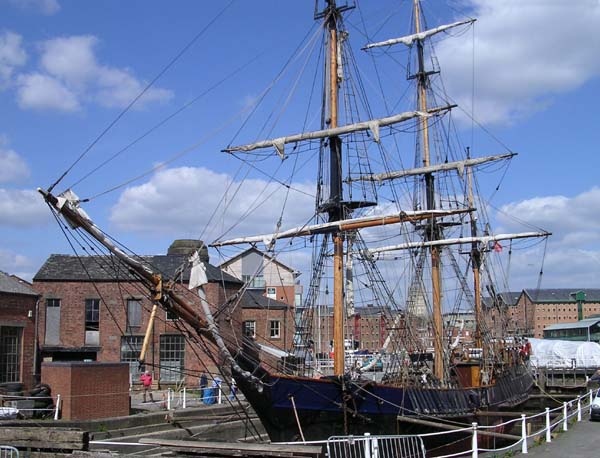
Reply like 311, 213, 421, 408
223, 106, 453, 158
367, 231, 551, 256
364, 19, 475, 50
350, 153, 516, 182
211, 208, 471, 248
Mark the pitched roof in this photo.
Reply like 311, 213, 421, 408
0, 271, 39, 297
482, 291, 522, 308
544, 317, 600, 331
241, 290, 290, 310
33, 254, 241, 285
523, 288, 600, 303
219, 247, 300, 276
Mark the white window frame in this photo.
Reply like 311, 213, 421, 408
243, 320, 256, 338
270, 320, 281, 339
266, 287, 276, 299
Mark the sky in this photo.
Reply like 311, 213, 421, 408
1, 0, 600, 294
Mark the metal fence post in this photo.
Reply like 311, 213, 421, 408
54, 394, 61, 420
590, 389, 594, 407
577, 396, 582, 422
363, 432, 372, 458
562, 402, 568, 431
545, 407, 551, 443
183, 387, 187, 409
218, 386, 222, 404
471, 422, 478, 458
167, 388, 172, 410
521, 414, 528, 454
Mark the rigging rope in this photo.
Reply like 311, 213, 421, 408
47, 0, 236, 194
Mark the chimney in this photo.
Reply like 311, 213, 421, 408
167, 239, 209, 262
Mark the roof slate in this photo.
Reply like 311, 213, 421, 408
544, 317, 600, 331
33, 254, 241, 285
524, 288, 600, 303
0, 271, 39, 296
241, 290, 290, 310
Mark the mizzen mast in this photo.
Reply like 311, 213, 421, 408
413, 0, 444, 383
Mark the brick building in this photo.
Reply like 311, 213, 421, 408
33, 240, 245, 385
0, 271, 40, 389
219, 247, 302, 307
308, 305, 400, 355
241, 290, 295, 351
484, 289, 600, 339
220, 247, 299, 352
519, 289, 600, 338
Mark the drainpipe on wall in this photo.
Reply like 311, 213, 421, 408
32, 297, 41, 384
573, 290, 586, 321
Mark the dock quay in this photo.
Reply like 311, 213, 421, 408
1, 389, 599, 458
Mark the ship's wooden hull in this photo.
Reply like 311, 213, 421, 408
234, 358, 533, 442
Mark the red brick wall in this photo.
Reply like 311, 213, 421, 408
0, 292, 38, 389
241, 307, 293, 350
34, 280, 243, 385
41, 361, 129, 420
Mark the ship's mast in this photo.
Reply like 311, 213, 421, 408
414, 0, 444, 383
467, 149, 483, 350
324, 0, 345, 377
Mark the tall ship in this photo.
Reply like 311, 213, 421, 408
39, 0, 550, 443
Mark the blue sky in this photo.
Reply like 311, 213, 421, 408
1, 0, 600, 292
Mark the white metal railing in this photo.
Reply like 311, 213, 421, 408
275, 388, 600, 458
0, 394, 59, 420
327, 433, 426, 458
0, 446, 19, 458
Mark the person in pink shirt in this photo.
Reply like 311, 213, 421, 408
140, 370, 154, 403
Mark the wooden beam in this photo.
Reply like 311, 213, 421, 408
139, 439, 323, 458
0, 427, 89, 450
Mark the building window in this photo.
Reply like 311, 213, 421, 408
295, 293, 302, 307
45, 298, 61, 345
270, 320, 281, 339
120, 335, 145, 380
85, 299, 100, 330
243, 321, 256, 338
242, 274, 266, 289
0, 327, 21, 383
127, 299, 142, 331
46, 298, 60, 308
159, 335, 185, 382
266, 287, 276, 299
166, 309, 178, 321
85, 299, 100, 345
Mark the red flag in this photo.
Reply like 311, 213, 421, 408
493, 241, 502, 253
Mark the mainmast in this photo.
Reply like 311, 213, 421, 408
324, 0, 344, 377
413, 0, 444, 383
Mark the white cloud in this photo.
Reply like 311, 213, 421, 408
40, 35, 98, 87
0, 31, 27, 87
110, 166, 315, 240
0, 188, 51, 226
7, 0, 60, 15
497, 187, 600, 244
16, 72, 80, 112
436, 0, 600, 124
0, 248, 36, 280
17, 34, 173, 112
0, 136, 30, 183
495, 186, 600, 289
